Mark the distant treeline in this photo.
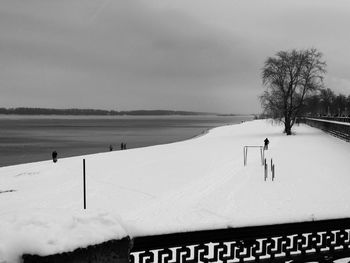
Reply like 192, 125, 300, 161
302, 88, 350, 117
0, 107, 213, 116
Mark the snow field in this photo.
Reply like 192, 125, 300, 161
1, 119, 350, 262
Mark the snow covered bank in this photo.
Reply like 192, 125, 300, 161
1, 120, 350, 262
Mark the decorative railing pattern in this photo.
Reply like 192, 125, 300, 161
302, 117, 350, 142
130, 218, 350, 263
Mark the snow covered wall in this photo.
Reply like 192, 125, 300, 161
1, 120, 350, 262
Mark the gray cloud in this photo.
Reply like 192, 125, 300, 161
1, 0, 350, 113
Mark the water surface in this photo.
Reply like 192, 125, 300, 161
0, 115, 253, 167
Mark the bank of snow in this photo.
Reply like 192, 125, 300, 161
1, 120, 350, 262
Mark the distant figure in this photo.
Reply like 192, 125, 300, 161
120, 143, 124, 150
264, 138, 269, 150
52, 151, 58, 163
124, 143, 127, 150
109, 145, 113, 151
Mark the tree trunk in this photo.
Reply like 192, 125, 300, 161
284, 116, 292, 135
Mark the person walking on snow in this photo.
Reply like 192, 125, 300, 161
264, 138, 269, 150
52, 151, 58, 163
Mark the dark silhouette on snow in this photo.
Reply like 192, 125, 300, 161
120, 143, 127, 150
52, 151, 58, 163
264, 138, 269, 150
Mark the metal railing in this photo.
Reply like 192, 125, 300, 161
301, 117, 350, 142
130, 218, 350, 263
310, 116, 350, 123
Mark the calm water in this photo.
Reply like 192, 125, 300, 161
0, 115, 253, 167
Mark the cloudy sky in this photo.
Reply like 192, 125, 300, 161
1, 0, 350, 114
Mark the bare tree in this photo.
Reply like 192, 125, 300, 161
260, 48, 326, 135
319, 88, 335, 115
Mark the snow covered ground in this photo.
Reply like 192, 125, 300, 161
1, 119, 350, 262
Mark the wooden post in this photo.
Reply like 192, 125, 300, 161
272, 164, 275, 181
83, 159, 86, 210
243, 147, 246, 166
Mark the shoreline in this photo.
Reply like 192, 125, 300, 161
0, 114, 253, 120
0, 115, 253, 168
0, 123, 229, 169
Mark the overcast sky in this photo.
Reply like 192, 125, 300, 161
1, 0, 350, 114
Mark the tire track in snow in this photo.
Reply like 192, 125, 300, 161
123, 150, 257, 232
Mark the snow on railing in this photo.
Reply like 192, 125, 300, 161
310, 116, 350, 123
305, 118, 350, 127
23, 218, 350, 262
